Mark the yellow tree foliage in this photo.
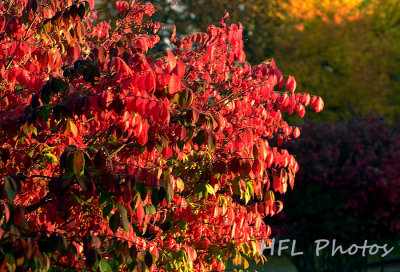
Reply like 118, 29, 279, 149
282, 0, 365, 23
274, 0, 400, 120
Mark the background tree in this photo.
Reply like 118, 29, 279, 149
271, 115, 400, 271
0, 0, 323, 271
273, 0, 400, 121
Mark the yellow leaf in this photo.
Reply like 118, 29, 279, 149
251, 241, 258, 256
65, 120, 78, 137
243, 258, 249, 269
176, 178, 185, 192
232, 253, 242, 266
73, 151, 85, 176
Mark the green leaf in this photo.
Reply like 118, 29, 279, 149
156, 143, 163, 153
207, 132, 216, 152
77, 3, 86, 19
109, 212, 120, 233
41, 87, 51, 104
194, 183, 204, 199
78, 61, 100, 84
117, 204, 130, 232
99, 259, 112, 272
102, 203, 113, 218
177, 140, 184, 151
22, 123, 29, 135
164, 182, 174, 203
27, 149, 34, 158
131, 191, 140, 212
107, 135, 118, 145
158, 187, 166, 204
135, 183, 147, 201
31, 126, 37, 136
130, 246, 138, 261
41, 146, 55, 153
151, 188, 160, 207
195, 130, 206, 146
207, 96, 216, 106
161, 135, 169, 148
42, 21, 50, 34
50, 77, 68, 94
84, 1, 91, 13
3, 176, 17, 203
99, 193, 111, 205
246, 180, 254, 199
45, 153, 58, 165
144, 204, 156, 215
144, 252, 153, 269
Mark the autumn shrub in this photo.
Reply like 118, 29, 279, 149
0, 0, 323, 271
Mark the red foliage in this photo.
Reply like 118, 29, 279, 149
0, 0, 322, 271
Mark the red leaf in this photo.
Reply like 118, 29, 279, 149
13, 204, 25, 226
73, 42, 81, 61
301, 93, 311, 106
288, 171, 295, 189
229, 157, 241, 174
98, 91, 113, 110
238, 50, 246, 64
175, 125, 186, 140
275, 200, 284, 213
0, 15, 5, 33
186, 107, 199, 125
286, 76, 296, 92
173, 61, 186, 78
296, 104, 305, 117
171, 25, 177, 41
136, 205, 144, 222
168, 74, 181, 94
278, 76, 285, 88
292, 127, 300, 138
272, 175, 282, 194
111, 57, 133, 76
312, 96, 324, 113
252, 159, 263, 177
159, 101, 170, 123
240, 160, 252, 177
166, 50, 176, 71
116, 1, 129, 16
144, 72, 155, 93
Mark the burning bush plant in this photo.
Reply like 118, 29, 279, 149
0, 0, 322, 270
